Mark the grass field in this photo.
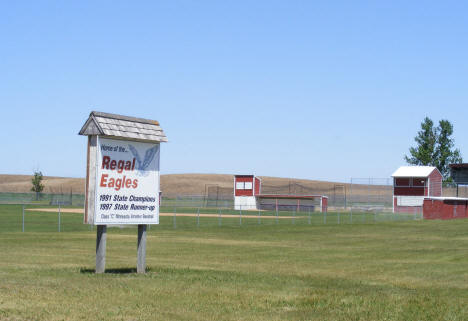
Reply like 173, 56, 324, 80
1, 205, 468, 320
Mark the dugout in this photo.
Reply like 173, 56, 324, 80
233, 174, 328, 212
423, 163, 468, 220
423, 197, 468, 220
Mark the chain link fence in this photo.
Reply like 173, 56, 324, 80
4, 175, 467, 232
442, 182, 468, 198
0, 195, 423, 234
348, 178, 393, 211
0, 203, 422, 233
0, 192, 85, 206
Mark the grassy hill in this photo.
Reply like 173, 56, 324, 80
0, 173, 391, 199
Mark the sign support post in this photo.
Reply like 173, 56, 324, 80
137, 224, 147, 273
96, 225, 107, 273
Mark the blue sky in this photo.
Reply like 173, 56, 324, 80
1, 1, 467, 182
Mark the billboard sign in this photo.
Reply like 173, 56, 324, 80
94, 137, 160, 225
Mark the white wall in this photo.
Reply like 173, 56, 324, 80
396, 196, 425, 206
234, 196, 257, 210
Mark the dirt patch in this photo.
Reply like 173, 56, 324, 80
26, 208, 83, 213
26, 208, 301, 219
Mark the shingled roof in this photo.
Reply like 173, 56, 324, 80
79, 111, 168, 142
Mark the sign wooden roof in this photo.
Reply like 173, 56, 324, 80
79, 111, 168, 143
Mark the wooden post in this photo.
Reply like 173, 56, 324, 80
137, 224, 147, 273
22, 205, 25, 232
96, 225, 107, 273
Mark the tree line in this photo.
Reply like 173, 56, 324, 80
405, 117, 462, 181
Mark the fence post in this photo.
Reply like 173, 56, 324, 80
276, 208, 279, 225
58, 204, 61, 232
22, 205, 25, 232
173, 207, 176, 229
368, 177, 371, 208
197, 207, 200, 228
308, 207, 311, 225
239, 206, 242, 226
293, 209, 295, 225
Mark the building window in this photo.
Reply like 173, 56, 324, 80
236, 182, 245, 190
394, 178, 411, 187
394, 178, 426, 187
412, 178, 426, 187
244, 182, 253, 189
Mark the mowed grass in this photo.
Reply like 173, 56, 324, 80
1, 205, 468, 320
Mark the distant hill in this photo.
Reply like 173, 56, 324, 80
0, 173, 391, 199
0, 174, 85, 194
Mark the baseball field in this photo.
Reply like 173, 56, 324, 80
1, 204, 467, 320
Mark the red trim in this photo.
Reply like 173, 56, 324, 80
234, 175, 254, 179
254, 177, 261, 195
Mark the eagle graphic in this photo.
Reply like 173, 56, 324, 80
128, 144, 158, 176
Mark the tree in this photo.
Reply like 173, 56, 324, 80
404, 117, 437, 166
405, 118, 463, 180
31, 171, 45, 200
434, 120, 463, 179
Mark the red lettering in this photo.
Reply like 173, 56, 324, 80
102, 156, 136, 173
124, 160, 132, 171
102, 156, 110, 169
125, 178, 131, 188
117, 160, 123, 173
100, 174, 108, 187
132, 179, 138, 188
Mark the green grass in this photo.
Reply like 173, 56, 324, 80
1, 204, 468, 320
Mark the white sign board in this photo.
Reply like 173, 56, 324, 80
94, 137, 160, 225
397, 196, 424, 207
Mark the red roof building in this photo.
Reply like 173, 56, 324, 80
391, 166, 442, 213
